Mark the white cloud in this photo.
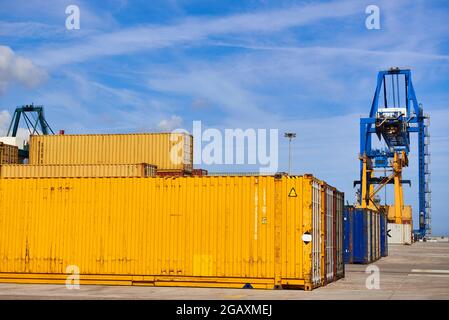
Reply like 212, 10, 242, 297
148, 66, 268, 119
0, 46, 47, 95
0, 110, 30, 146
30, 0, 361, 67
157, 115, 183, 131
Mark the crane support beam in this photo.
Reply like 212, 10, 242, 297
7, 104, 54, 137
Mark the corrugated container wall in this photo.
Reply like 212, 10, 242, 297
0, 175, 337, 290
28, 133, 193, 172
0, 163, 157, 178
0, 143, 19, 164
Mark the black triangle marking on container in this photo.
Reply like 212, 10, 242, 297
243, 283, 253, 289
288, 187, 297, 197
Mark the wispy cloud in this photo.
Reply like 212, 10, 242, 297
29, 0, 362, 67
210, 42, 449, 62
157, 115, 183, 131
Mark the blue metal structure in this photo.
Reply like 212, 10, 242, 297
358, 68, 430, 238
7, 104, 53, 137
6, 104, 54, 159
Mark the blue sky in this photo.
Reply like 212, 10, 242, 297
0, 0, 448, 235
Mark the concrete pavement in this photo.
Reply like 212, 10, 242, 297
0, 242, 448, 300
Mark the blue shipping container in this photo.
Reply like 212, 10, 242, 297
344, 206, 383, 264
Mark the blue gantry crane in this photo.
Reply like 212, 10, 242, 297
356, 68, 431, 239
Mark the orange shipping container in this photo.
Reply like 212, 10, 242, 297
29, 133, 193, 172
387, 205, 412, 223
0, 163, 157, 178
0, 175, 337, 290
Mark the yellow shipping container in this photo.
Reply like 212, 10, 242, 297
0, 175, 327, 290
0, 142, 19, 164
0, 163, 157, 178
29, 133, 193, 172
403, 205, 412, 221
387, 205, 412, 222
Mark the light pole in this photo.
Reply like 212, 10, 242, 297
284, 132, 296, 175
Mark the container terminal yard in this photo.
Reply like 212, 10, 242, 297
0, 1, 448, 302
0, 69, 447, 299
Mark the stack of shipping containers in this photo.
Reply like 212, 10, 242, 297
0, 133, 345, 290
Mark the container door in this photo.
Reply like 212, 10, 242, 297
373, 212, 379, 260
380, 214, 386, 257
336, 193, 344, 276
372, 212, 375, 261
384, 214, 387, 255
311, 180, 322, 286
377, 214, 380, 259
343, 208, 351, 263
353, 209, 366, 263
325, 187, 334, 282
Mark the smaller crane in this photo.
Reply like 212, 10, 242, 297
5, 104, 54, 159
7, 104, 54, 137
